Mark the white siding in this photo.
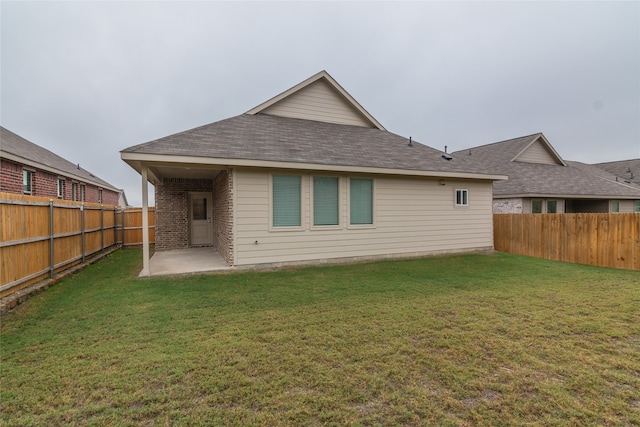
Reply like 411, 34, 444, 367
620, 200, 635, 213
515, 140, 562, 165
233, 169, 494, 266
260, 79, 374, 127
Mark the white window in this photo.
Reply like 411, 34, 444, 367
531, 199, 543, 214
272, 175, 302, 228
455, 189, 468, 206
72, 182, 78, 201
313, 177, 339, 226
57, 179, 64, 199
80, 185, 86, 202
547, 200, 558, 214
349, 178, 373, 225
635, 201, 640, 212
23, 170, 33, 194
610, 200, 620, 213
98, 188, 103, 203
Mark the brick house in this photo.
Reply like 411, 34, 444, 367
1, 127, 126, 206
121, 70, 506, 275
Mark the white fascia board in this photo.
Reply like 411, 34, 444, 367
495, 193, 639, 200
1, 151, 120, 191
120, 151, 508, 181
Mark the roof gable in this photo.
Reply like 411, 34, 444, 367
512, 134, 566, 166
246, 70, 385, 130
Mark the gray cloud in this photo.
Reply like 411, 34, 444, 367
2, 1, 638, 206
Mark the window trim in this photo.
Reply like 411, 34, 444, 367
454, 189, 469, 207
98, 188, 103, 204
71, 182, 78, 201
269, 173, 304, 231
546, 199, 558, 214
311, 176, 341, 229
57, 178, 65, 199
610, 200, 620, 213
531, 199, 543, 214
80, 184, 86, 202
22, 169, 34, 195
347, 177, 375, 229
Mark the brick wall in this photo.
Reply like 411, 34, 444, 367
155, 177, 213, 250
1, 159, 22, 193
214, 169, 234, 266
493, 198, 523, 213
0, 159, 120, 204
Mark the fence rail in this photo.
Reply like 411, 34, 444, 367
1, 192, 155, 298
494, 213, 640, 270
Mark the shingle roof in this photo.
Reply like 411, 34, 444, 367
122, 113, 500, 177
1, 127, 120, 191
453, 134, 640, 198
592, 158, 640, 186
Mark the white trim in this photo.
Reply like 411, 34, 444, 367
510, 133, 567, 166
140, 167, 150, 277
121, 152, 507, 183
310, 175, 342, 230
245, 70, 386, 130
454, 188, 469, 207
347, 176, 376, 229
268, 173, 305, 232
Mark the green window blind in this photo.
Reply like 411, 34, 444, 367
350, 178, 373, 225
313, 177, 339, 226
273, 175, 301, 227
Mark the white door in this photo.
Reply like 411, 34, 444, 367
190, 193, 213, 246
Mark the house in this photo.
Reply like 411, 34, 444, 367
121, 70, 506, 275
452, 133, 640, 214
1, 127, 126, 206
592, 159, 640, 187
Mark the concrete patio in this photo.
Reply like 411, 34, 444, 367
146, 247, 231, 277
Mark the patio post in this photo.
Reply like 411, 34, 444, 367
140, 166, 151, 276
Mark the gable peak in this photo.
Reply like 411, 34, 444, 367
246, 70, 385, 130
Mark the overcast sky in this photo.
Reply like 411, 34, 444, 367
2, 1, 639, 206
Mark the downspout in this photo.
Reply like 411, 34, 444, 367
140, 166, 151, 276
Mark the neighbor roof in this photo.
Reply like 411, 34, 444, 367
453, 133, 640, 199
592, 158, 640, 187
1, 126, 121, 191
122, 113, 505, 182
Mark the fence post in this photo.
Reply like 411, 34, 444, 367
49, 199, 54, 279
81, 204, 86, 263
101, 205, 104, 251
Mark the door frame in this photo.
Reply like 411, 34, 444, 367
189, 192, 214, 246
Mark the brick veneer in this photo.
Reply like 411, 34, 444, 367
155, 177, 214, 251
0, 159, 120, 205
213, 169, 234, 266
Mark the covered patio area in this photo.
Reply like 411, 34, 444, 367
145, 247, 231, 277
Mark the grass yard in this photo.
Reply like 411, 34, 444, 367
1, 249, 639, 426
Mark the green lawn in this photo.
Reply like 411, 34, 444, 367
1, 249, 639, 426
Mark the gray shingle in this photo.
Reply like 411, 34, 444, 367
1, 127, 120, 191
122, 114, 499, 176
453, 134, 640, 198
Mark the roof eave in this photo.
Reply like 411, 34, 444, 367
121, 152, 507, 183
1, 150, 120, 192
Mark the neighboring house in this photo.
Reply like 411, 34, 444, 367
592, 158, 640, 187
1, 127, 125, 206
452, 133, 640, 214
121, 70, 506, 273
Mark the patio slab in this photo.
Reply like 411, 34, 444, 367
146, 247, 231, 277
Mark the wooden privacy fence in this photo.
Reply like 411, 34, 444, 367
494, 213, 640, 270
0, 192, 155, 298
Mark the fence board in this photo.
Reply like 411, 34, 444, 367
494, 213, 640, 270
1, 192, 155, 298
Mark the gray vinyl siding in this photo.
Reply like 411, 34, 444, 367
516, 140, 561, 165
233, 168, 494, 266
260, 79, 373, 128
